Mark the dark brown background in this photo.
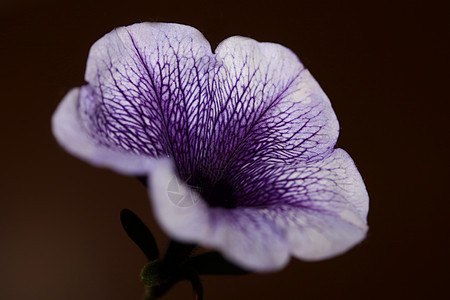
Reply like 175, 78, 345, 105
1, 0, 448, 299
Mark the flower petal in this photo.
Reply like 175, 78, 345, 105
211, 37, 339, 168
52, 87, 156, 175
148, 149, 368, 270
148, 159, 290, 272
233, 148, 368, 259
82, 22, 215, 166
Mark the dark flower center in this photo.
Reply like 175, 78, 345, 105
200, 178, 237, 209
186, 172, 238, 209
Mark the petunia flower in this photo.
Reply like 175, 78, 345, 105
52, 22, 369, 272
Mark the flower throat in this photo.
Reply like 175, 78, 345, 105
186, 172, 238, 209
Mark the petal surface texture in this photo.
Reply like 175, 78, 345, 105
52, 22, 369, 271
150, 150, 368, 271
52, 88, 156, 175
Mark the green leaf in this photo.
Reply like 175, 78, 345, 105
120, 209, 159, 260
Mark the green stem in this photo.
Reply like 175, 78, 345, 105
140, 240, 198, 299
163, 240, 197, 272
142, 285, 153, 300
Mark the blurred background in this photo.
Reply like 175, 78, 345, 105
1, 0, 448, 299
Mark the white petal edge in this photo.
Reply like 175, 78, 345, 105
85, 22, 213, 88
284, 148, 369, 260
52, 87, 158, 176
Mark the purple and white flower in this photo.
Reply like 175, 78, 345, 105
52, 22, 369, 272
